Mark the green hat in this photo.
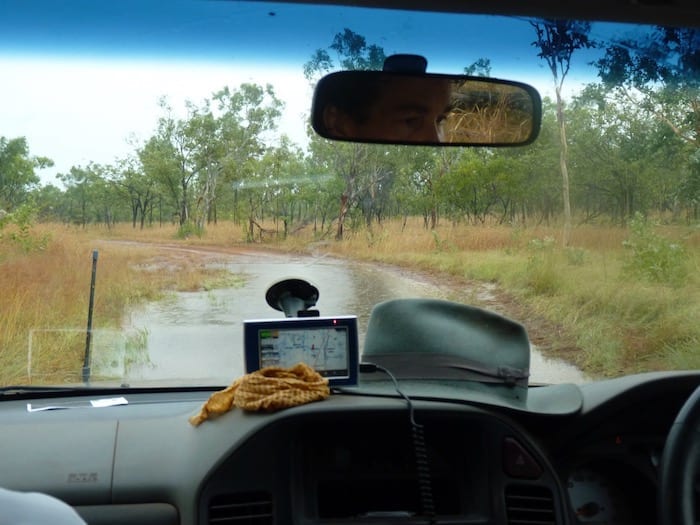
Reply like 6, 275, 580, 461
362, 298, 530, 386
359, 298, 582, 416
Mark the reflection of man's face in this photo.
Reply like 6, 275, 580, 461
325, 76, 452, 143
360, 77, 452, 142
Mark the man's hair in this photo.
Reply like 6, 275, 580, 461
311, 72, 385, 134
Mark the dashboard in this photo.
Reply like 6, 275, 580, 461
0, 371, 698, 525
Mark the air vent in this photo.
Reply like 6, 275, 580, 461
504, 485, 556, 525
208, 491, 273, 525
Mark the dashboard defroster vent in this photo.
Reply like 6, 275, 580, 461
208, 491, 274, 525
504, 485, 556, 525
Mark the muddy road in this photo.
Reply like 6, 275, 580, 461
116, 245, 588, 385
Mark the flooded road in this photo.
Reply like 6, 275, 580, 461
120, 249, 588, 385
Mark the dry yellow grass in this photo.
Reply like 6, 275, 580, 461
0, 223, 245, 385
293, 217, 630, 257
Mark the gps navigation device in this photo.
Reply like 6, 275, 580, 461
244, 316, 359, 386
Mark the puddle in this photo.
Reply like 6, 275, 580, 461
121, 250, 588, 385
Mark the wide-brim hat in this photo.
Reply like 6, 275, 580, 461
359, 298, 582, 415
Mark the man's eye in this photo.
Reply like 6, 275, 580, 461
393, 112, 425, 129
403, 117, 423, 129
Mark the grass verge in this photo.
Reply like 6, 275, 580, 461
0, 223, 247, 385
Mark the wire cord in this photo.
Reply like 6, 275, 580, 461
364, 362, 436, 524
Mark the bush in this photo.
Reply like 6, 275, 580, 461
0, 203, 50, 253
176, 222, 204, 239
525, 236, 560, 295
565, 247, 587, 266
622, 212, 687, 286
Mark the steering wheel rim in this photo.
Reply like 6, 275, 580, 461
659, 384, 700, 525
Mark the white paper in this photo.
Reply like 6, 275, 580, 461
27, 396, 128, 412
27, 404, 67, 412
90, 397, 128, 408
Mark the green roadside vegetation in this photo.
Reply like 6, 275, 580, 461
282, 217, 700, 378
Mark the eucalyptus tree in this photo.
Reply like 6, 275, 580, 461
197, 84, 283, 230
596, 27, 700, 217
0, 136, 52, 211
527, 100, 571, 225
567, 85, 686, 223
139, 100, 195, 227
304, 28, 388, 239
304, 28, 386, 80
109, 156, 157, 229
530, 19, 593, 243
56, 163, 111, 227
302, 142, 349, 236
436, 150, 528, 225
32, 184, 65, 222
250, 136, 307, 239
402, 148, 463, 230
139, 85, 283, 232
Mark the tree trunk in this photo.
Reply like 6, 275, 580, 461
556, 86, 572, 246
336, 193, 349, 240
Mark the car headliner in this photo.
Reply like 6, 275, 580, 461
270, 0, 700, 26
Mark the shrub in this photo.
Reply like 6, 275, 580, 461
622, 212, 687, 286
0, 203, 50, 253
565, 247, 587, 266
525, 236, 560, 295
176, 222, 204, 239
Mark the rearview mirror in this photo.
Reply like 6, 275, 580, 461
311, 71, 542, 146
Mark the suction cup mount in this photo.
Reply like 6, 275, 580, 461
265, 278, 320, 317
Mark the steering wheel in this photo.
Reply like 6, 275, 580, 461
659, 384, 700, 525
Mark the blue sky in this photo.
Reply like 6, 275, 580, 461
0, 1, 550, 71
0, 0, 643, 184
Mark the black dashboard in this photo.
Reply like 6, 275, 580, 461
200, 407, 566, 525
0, 371, 698, 525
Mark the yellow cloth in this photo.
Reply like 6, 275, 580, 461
189, 362, 330, 426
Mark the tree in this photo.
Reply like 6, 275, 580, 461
596, 27, 699, 146
204, 84, 283, 230
568, 85, 686, 223
139, 85, 283, 234
0, 136, 53, 211
596, 28, 700, 219
304, 28, 388, 239
530, 19, 593, 244
140, 100, 196, 227
111, 156, 156, 229
304, 28, 386, 82
464, 58, 492, 77
33, 184, 65, 222
56, 164, 108, 227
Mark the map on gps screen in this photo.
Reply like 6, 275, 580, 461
260, 326, 348, 375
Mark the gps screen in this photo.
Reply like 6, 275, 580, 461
244, 316, 359, 386
259, 326, 348, 375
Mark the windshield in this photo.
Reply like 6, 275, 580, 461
1, 0, 698, 388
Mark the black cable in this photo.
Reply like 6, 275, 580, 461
412, 419, 436, 521
361, 362, 436, 524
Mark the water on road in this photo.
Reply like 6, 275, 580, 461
120, 249, 588, 385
